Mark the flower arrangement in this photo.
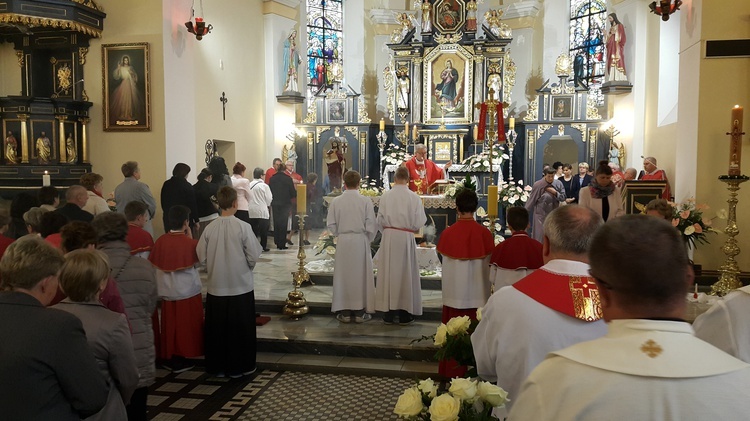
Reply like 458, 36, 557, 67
383, 142, 411, 166
394, 377, 508, 421
359, 177, 382, 197
671, 198, 719, 249
313, 231, 337, 256
475, 208, 505, 245
497, 180, 532, 208
414, 312, 484, 377
444, 175, 477, 200
460, 144, 508, 172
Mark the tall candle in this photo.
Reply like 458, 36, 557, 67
487, 184, 498, 218
509, 117, 515, 130
729, 105, 744, 176
412, 125, 418, 140
404, 121, 409, 139
473, 125, 478, 140
42, 170, 50, 187
296, 183, 307, 213
379, 118, 385, 131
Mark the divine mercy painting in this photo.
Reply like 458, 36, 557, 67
102, 43, 151, 131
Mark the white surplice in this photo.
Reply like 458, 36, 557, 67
471, 260, 607, 416
327, 190, 377, 313
375, 184, 427, 315
508, 319, 750, 421
694, 285, 750, 363
441, 256, 491, 309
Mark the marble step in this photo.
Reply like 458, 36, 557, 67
256, 300, 443, 321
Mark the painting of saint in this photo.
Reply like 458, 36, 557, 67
434, 59, 461, 109
552, 97, 573, 119
103, 43, 151, 131
437, 1, 460, 31
110, 55, 142, 122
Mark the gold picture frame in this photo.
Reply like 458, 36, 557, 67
102, 43, 151, 131
423, 43, 474, 125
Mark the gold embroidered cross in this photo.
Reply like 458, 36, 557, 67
640, 339, 663, 358
569, 276, 602, 321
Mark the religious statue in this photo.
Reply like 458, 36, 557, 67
5, 130, 18, 164
282, 143, 297, 168
393, 12, 416, 43
421, 0, 432, 33
605, 13, 628, 82
65, 133, 77, 164
36, 131, 51, 164
435, 59, 459, 108
466, 0, 478, 32
397, 72, 410, 111
324, 128, 347, 191
609, 141, 620, 167
483, 9, 511, 38
282, 29, 301, 93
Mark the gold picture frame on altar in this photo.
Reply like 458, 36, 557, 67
433, 141, 453, 162
423, 44, 474, 125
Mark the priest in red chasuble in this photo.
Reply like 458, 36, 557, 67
403, 143, 451, 194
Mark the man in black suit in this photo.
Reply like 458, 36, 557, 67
570, 162, 593, 203
55, 185, 94, 222
268, 162, 297, 250
0, 236, 108, 420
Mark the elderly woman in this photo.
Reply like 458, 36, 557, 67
92, 212, 157, 421
578, 160, 625, 222
645, 198, 673, 221
80, 173, 111, 216
231, 162, 252, 225
54, 249, 139, 421
23, 206, 46, 235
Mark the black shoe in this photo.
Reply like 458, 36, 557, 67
287, 239, 294, 245
303, 240, 311, 245
399, 316, 416, 326
263, 248, 271, 252
277, 246, 288, 250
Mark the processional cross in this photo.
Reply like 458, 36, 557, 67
219, 92, 228, 120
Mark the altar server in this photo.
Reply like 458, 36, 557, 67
472, 205, 606, 417
436, 188, 494, 377
489, 206, 543, 289
149, 205, 203, 373
508, 215, 750, 420
327, 170, 377, 323
694, 285, 750, 363
197, 186, 262, 378
376, 166, 427, 325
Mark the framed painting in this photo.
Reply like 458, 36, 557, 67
327, 99, 347, 123
433, 140, 453, 163
423, 43, 474, 125
550, 95, 574, 121
102, 43, 151, 131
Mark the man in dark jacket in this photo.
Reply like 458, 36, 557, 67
0, 236, 108, 420
160, 163, 199, 231
268, 162, 297, 250
55, 185, 94, 222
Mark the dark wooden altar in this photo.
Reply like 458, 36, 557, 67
0, 0, 106, 197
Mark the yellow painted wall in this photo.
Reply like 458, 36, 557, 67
693, 0, 750, 270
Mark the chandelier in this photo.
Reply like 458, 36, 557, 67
649, 0, 683, 21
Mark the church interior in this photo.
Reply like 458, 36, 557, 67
0, 0, 748, 419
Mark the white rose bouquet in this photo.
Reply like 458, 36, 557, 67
413, 313, 482, 378
359, 176, 382, 197
459, 143, 508, 172
383, 143, 411, 166
394, 377, 508, 420
497, 180, 532, 208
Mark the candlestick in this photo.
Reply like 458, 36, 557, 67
712, 175, 750, 296
729, 105, 744, 176
43, 171, 50, 187
509, 117, 515, 130
473, 125, 478, 140
283, 214, 311, 318
487, 185, 498, 219
296, 183, 307, 213
380, 118, 385, 131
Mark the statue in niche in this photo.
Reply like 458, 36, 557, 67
421, 0, 432, 33
393, 12, 416, 43
282, 29, 301, 92
324, 127, 347, 192
36, 131, 51, 164
397, 70, 410, 111
466, 0, 478, 32
484, 9, 511, 38
65, 133, 77, 164
605, 13, 628, 82
5, 131, 18, 164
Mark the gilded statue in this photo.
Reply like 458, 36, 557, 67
5, 131, 18, 164
36, 131, 51, 164
66, 133, 77, 164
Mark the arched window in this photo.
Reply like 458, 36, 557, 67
569, 0, 606, 104
306, 0, 343, 101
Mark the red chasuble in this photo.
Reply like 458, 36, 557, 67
513, 269, 603, 322
437, 219, 494, 260
148, 232, 199, 272
404, 157, 445, 194
490, 231, 543, 270
126, 223, 154, 255
641, 169, 671, 199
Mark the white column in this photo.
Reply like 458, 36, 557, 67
343, 1, 365, 92
503, 1, 542, 115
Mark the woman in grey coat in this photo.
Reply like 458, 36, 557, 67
54, 249, 139, 421
93, 212, 157, 421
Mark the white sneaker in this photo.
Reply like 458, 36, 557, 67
354, 314, 372, 323
336, 313, 352, 323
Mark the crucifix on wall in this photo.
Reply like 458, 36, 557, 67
219, 92, 228, 120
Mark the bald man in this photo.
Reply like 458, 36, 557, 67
54, 185, 93, 222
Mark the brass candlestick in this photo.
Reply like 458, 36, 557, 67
711, 175, 749, 296
283, 214, 310, 318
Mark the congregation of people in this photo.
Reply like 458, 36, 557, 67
2, 149, 750, 420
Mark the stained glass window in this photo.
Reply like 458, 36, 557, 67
569, 0, 606, 105
306, 0, 343, 101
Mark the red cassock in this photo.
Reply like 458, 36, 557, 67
404, 158, 445, 194
490, 231, 543, 270
514, 269, 603, 322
